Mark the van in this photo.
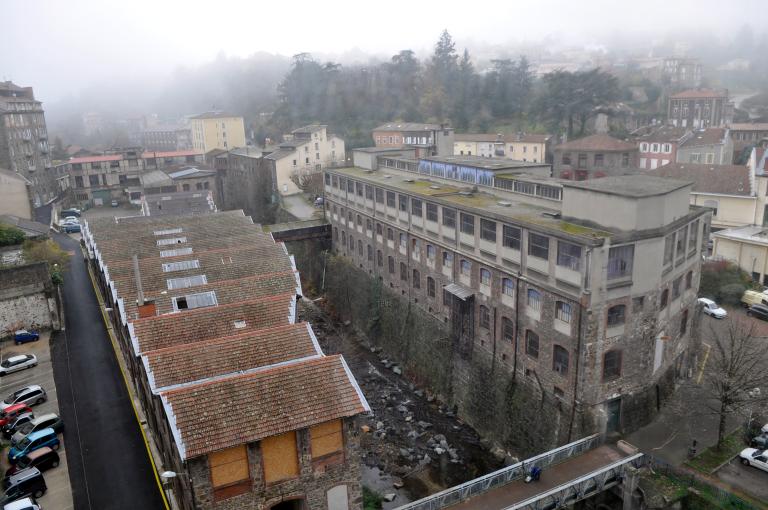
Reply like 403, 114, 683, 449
8, 429, 59, 464
5, 447, 59, 477
741, 290, 768, 308
1, 467, 46, 501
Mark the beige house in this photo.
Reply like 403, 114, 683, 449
190, 112, 246, 152
648, 160, 767, 230
265, 125, 345, 196
0, 168, 32, 220
453, 133, 551, 163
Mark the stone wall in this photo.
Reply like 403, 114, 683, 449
188, 418, 363, 510
0, 262, 58, 336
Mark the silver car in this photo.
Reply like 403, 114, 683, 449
0, 355, 38, 376
0, 386, 47, 411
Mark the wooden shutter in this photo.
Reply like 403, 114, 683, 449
261, 431, 299, 483
310, 419, 343, 458
209, 445, 249, 488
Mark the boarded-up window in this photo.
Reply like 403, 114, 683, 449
310, 419, 344, 458
262, 431, 299, 483
209, 445, 250, 499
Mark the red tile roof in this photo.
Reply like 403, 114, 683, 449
143, 323, 320, 391
161, 355, 369, 459
555, 134, 637, 152
454, 133, 551, 144
648, 163, 751, 196
670, 89, 727, 99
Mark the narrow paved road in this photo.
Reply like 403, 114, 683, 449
51, 233, 165, 510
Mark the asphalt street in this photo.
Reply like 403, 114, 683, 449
51, 232, 165, 510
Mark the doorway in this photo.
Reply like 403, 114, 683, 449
606, 398, 621, 433
271, 499, 305, 510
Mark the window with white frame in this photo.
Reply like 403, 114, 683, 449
555, 301, 572, 323
556, 241, 581, 270
480, 268, 491, 286
502, 278, 514, 296
527, 288, 541, 311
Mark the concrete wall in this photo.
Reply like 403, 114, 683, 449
0, 172, 32, 220
0, 262, 58, 335
192, 117, 246, 153
689, 193, 755, 230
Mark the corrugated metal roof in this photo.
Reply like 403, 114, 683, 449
443, 283, 474, 301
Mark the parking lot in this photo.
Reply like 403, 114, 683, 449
0, 332, 74, 510
717, 459, 768, 502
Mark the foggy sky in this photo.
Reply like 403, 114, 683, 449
1, 0, 765, 103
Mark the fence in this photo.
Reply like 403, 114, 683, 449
395, 434, 602, 510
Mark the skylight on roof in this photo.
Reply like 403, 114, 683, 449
154, 228, 183, 236
172, 291, 217, 311
157, 237, 187, 246
162, 260, 200, 272
160, 247, 193, 258
167, 275, 208, 290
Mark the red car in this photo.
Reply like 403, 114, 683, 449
0, 404, 34, 427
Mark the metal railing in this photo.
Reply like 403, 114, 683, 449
395, 434, 602, 510
504, 453, 645, 510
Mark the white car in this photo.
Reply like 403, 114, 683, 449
0, 355, 38, 376
762, 423, 768, 434
697, 298, 727, 319
4, 498, 41, 510
740, 447, 768, 473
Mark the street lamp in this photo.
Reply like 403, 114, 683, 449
160, 471, 195, 510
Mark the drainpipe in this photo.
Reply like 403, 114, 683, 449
567, 298, 585, 442
511, 269, 522, 383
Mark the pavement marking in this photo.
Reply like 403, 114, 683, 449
651, 429, 678, 450
85, 260, 170, 510
697, 342, 712, 385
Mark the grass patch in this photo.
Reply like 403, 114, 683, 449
363, 486, 384, 510
685, 431, 743, 474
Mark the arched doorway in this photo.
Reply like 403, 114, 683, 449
270, 499, 305, 510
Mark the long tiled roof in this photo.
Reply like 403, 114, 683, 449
129, 294, 298, 354
680, 128, 727, 148
143, 322, 321, 391
374, 122, 443, 132
85, 211, 368, 460
454, 133, 551, 144
648, 163, 751, 196
161, 355, 368, 459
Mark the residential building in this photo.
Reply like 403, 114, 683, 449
60, 149, 205, 205
372, 122, 454, 157
453, 133, 551, 163
636, 126, 692, 170
0, 168, 33, 220
729, 123, 768, 159
84, 211, 369, 510
634, 57, 702, 89
675, 128, 733, 165
0, 81, 55, 206
211, 147, 279, 220
137, 125, 193, 152
553, 134, 639, 180
667, 89, 731, 129
190, 112, 246, 152
324, 161, 709, 440
264, 125, 345, 196
712, 226, 768, 285
648, 162, 759, 230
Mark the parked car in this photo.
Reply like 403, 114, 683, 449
3, 497, 41, 510
8, 429, 59, 464
0, 406, 34, 428
2, 414, 34, 439
110, 199, 119, 207
62, 216, 79, 224
751, 433, 768, 449
0, 387, 46, 412
11, 414, 64, 446
747, 304, 768, 321
697, 298, 727, 319
60, 208, 81, 217
63, 223, 81, 234
12, 331, 38, 346
739, 447, 768, 473
5, 447, 59, 478
1, 468, 46, 501
741, 290, 768, 308
0, 356, 37, 377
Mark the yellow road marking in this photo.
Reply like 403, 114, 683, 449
697, 342, 712, 385
85, 259, 170, 509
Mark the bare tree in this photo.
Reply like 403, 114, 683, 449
703, 317, 768, 448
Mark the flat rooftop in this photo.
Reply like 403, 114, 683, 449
423, 155, 551, 172
328, 167, 612, 240
713, 225, 768, 245
562, 175, 692, 198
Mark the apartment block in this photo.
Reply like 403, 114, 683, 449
372, 122, 454, 157
0, 81, 56, 206
324, 162, 709, 438
84, 211, 369, 510
264, 125, 345, 196
190, 112, 247, 152
453, 133, 551, 163
675, 128, 733, 165
635, 126, 692, 170
668, 89, 731, 129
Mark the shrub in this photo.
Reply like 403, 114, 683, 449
0, 223, 25, 247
